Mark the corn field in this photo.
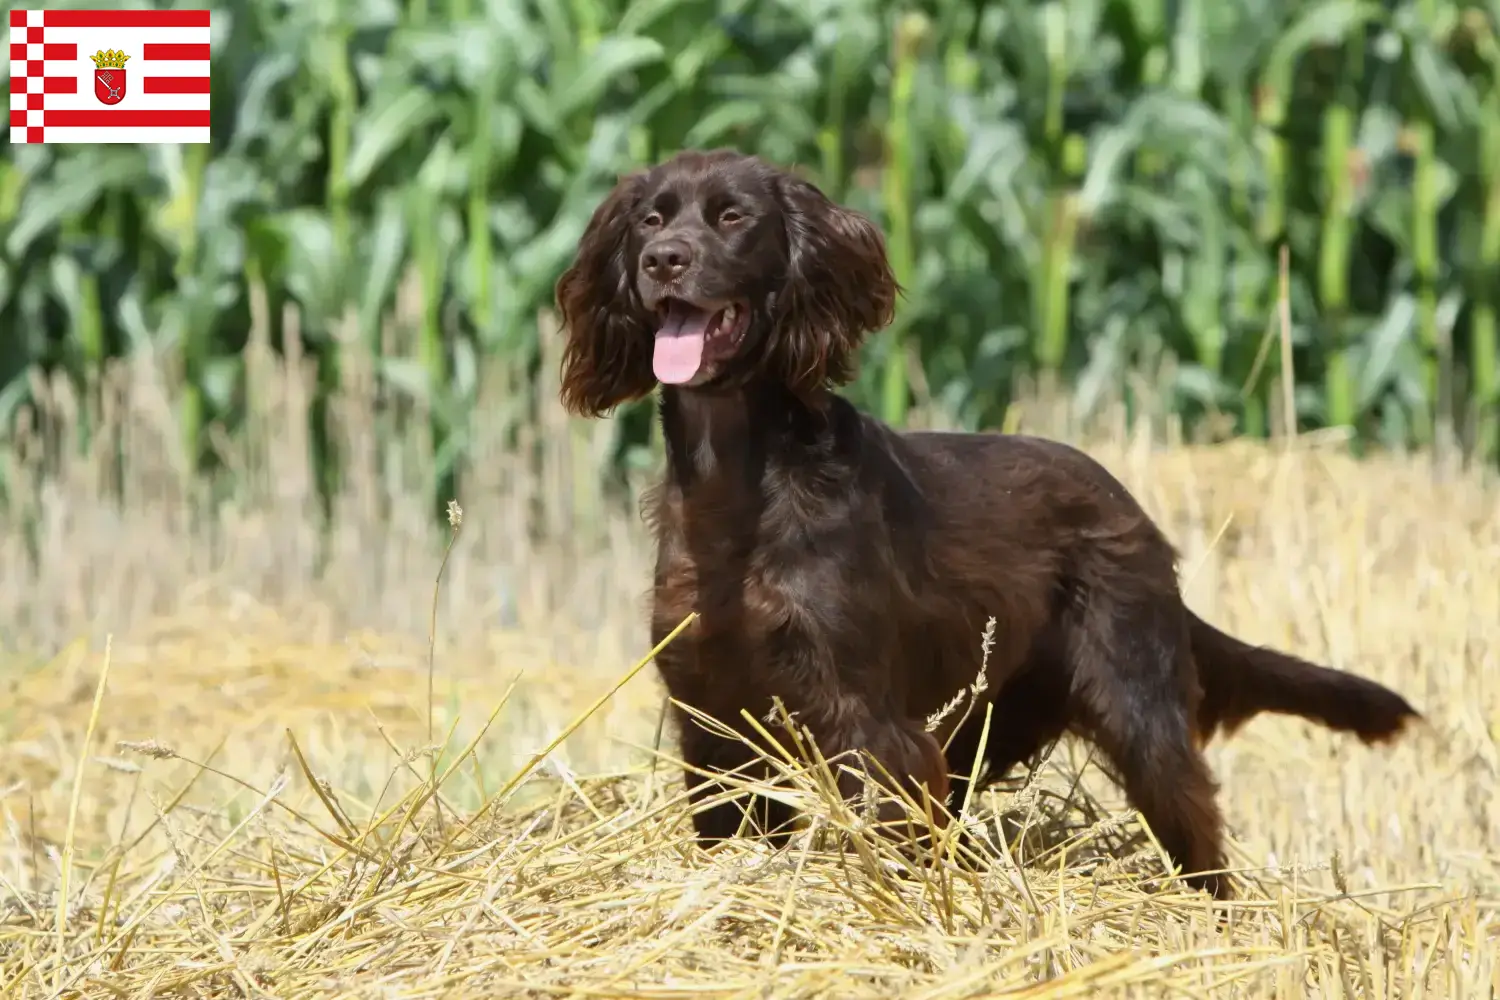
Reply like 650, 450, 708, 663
2, 0, 1498, 503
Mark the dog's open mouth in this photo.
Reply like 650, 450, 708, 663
653, 298, 749, 385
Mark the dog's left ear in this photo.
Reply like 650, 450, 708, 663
770, 172, 898, 390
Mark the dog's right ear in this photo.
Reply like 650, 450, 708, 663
556, 172, 657, 417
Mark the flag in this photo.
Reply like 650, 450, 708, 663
9, 8, 211, 144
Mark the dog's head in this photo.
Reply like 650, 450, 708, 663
556, 149, 898, 416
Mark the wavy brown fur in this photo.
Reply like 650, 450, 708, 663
554, 149, 1421, 899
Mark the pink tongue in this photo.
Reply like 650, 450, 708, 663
653, 302, 713, 384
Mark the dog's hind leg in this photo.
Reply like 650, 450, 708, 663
1066, 593, 1231, 898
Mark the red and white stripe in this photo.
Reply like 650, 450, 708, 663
8, 8, 211, 144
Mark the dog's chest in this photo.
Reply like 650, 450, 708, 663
653, 498, 883, 645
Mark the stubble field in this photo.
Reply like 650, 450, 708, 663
0, 357, 1497, 998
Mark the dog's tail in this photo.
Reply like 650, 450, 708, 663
1190, 612, 1419, 744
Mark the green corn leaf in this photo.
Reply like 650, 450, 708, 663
345, 89, 446, 190
359, 194, 410, 339
553, 37, 667, 121
1357, 293, 1417, 410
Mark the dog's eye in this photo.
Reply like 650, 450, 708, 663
719, 208, 744, 225
643, 212, 663, 228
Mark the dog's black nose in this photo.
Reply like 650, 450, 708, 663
641, 238, 693, 282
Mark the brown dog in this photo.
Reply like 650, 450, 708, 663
553, 148, 1419, 898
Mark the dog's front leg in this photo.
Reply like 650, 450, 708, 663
819, 712, 953, 839
672, 701, 800, 847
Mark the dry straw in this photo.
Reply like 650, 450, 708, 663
1, 348, 1498, 996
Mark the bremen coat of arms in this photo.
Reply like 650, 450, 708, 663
91, 48, 129, 106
